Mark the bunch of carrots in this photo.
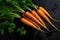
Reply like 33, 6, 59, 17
21, 7, 60, 32
6, 0, 60, 32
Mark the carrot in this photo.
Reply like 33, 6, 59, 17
22, 14, 44, 32
31, 10, 51, 32
39, 6, 60, 23
21, 18, 44, 32
37, 9, 60, 32
24, 11, 50, 32
31, 10, 45, 25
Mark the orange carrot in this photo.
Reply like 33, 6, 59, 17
22, 14, 40, 28
21, 18, 40, 31
31, 10, 50, 31
37, 9, 60, 32
39, 6, 60, 23
22, 14, 44, 32
24, 11, 50, 32
31, 10, 45, 25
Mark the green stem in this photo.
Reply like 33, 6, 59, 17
29, 3, 38, 10
11, 13, 21, 18
24, 5, 32, 11
11, 3, 25, 13
27, 0, 38, 10
15, 6, 25, 13
31, 3, 38, 10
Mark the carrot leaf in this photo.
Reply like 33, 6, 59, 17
0, 1, 26, 35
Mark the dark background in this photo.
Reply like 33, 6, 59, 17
0, 0, 60, 40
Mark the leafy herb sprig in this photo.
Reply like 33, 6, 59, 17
0, 0, 26, 35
